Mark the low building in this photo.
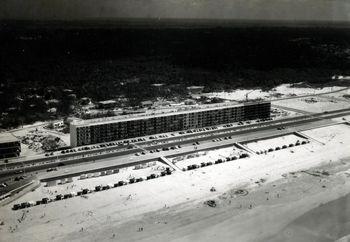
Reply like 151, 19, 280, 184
141, 100, 153, 108
50, 120, 64, 129
0, 133, 21, 159
97, 100, 117, 109
187, 86, 205, 95
79, 97, 91, 106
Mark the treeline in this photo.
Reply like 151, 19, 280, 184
1, 24, 350, 128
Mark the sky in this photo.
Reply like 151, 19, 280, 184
1, 0, 350, 22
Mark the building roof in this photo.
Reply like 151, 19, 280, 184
187, 86, 205, 90
98, 100, 117, 105
71, 101, 270, 128
0, 133, 19, 143
141, 101, 153, 105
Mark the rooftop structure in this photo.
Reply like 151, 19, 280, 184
72, 102, 265, 127
97, 100, 117, 109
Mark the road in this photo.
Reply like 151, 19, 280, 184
1, 106, 349, 183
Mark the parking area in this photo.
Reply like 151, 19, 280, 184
171, 145, 248, 170
242, 134, 310, 154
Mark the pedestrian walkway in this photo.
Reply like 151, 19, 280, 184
159, 156, 182, 172
234, 142, 256, 154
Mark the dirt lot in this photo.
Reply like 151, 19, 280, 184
207, 84, 346, 102
273, 96, 350, 113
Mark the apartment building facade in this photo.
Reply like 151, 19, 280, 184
70, 102, 271, 147
0, 134, 21, 159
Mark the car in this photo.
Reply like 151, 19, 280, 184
14, 176, 24, 181
41, 198, 50, 204
82, 189, 89, 194
46, 168, 57, 172
0, 183, 7, 188
12, 204, 21, 210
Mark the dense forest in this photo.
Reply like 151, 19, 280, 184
1, 19, 350, 128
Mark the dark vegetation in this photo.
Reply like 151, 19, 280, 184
0, 19, 350, 128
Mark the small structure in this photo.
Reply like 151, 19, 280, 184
80, 97, 91, 105
141, 100, 153, 108
187, 86, 205, 95
46, 99, 60, 107
97, 100, 117, 109
50, 120, 64, 129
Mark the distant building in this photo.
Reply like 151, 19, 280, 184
63, 89, 74, 94
187, 86, 205, 95
47, 107, 57, 114
332, 75, 350, 80
141, 100, 153, 108
70, 101, 271, 147
50, 120, 64, 129
79, 97, 91, 106
97, 100, 117, 109
151, 83, 165, 87
46, 99, 60, 107
67, 94, 77, 100
184, 99, 196, 105
0, 133, 21, 159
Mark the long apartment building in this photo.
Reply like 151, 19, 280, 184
70, 101, 271, 147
